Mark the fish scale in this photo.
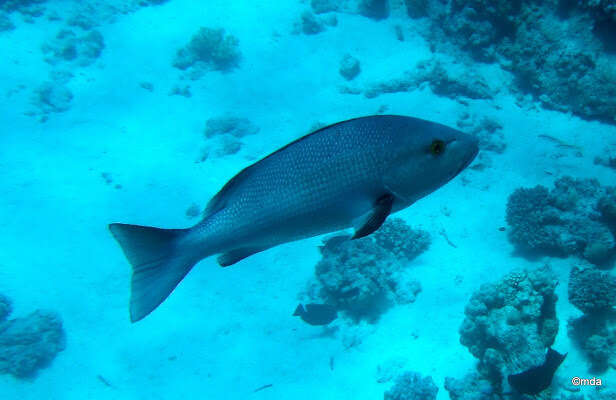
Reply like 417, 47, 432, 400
193, 120, 391, 249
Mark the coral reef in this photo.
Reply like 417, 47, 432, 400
204, 116, 259, 139
2, 0, 170, 28
311, 0, 339, 14
594, 149, 616, 171
376, 358, 407, 383
499, 9, 616, 123
34, 81, 73, 114
444, 372, 499, 400
567, 310, 616, 372
413, 59, 494, 100
0, 294, 12, 321
456, 114, 505, 155
458, 266, 559, 392
363, 72, 416, 99
384, 371, 438, 400
339, 54, 361, 81
404, 0, 429, 19
42, 28, 105, 67
173, 27, 241, 72
198, 116, 259, 160
359, 0, 389, 20
364, 58, 494, 100
0, 11, 14, 31
413, 0, 616, 122
598, 190, 616, 226
299, 11, 324, 35
0, 294, 66, 378
372, 218, 431, 261
1, 0, 47, 17
569, 263, 616, 315
506, 176, 616, 266
568, 261, 616, 372
294, 10, 337, 35
310, 218, 429, 321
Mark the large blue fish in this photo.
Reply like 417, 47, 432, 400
110, 115, 478, 321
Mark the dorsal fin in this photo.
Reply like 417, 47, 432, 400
203, 166, 255, 217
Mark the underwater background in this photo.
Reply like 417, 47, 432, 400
1, 0, 616, 399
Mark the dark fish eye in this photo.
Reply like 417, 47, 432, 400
430, 139, 445, 155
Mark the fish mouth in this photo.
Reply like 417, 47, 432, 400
456, 145, 479, 175
446, 140, 479, 183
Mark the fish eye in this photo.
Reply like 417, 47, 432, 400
430, 139, 445, 155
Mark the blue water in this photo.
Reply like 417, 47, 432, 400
1, 1, 616, 399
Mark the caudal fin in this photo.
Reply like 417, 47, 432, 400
108, 223, 196, 322
293, 304, 305, 316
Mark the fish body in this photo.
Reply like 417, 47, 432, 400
293, 303, 338, 325
508, 348, 567, 395
109, 115, 478, 321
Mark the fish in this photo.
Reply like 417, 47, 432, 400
109, 115, 479, 322
293, 303, 338, 326
507, 348, 567, 395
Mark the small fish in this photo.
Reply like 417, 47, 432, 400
293, 303, 337, 326
253, 384, 273, 393
97, 374, 114, 388
109, 115, 478, 322
507, 348, 567, 395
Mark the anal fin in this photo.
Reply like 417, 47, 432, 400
218, 247, 267, 267
352, 194, 394, 239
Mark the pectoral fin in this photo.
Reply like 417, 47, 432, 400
351, 194, 394, 239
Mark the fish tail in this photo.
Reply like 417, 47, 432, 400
545, 348, 567, 371
293, 304, 305, 316
109, 223, 197, 322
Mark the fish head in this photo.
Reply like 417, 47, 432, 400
384, 120, 479, 204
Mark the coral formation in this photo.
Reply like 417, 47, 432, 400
568, 261, 616, 372
204, 116, 259, 139
372, 218, 431, 261
569, 263, 616, 315
403, 0, 429, 19
359, 0, 389, 20
457, 266, 559, 392
311, 0, 338, 14
413, 0, 616, 122
0, 294, 12, 321
444, 372, 499, 400
295, 10, 336, 35
413, 59, 494, 100
198, 116, 259, 160
594, 149, 616, 171
34, 81, 73, 113
299, 11, 324, 35
506, 176, 616, 266
364, 58, 494, 100
567, 310, 616, 372
311, 218, 429, 321
0, 294, 66, 378
2, 0, 170, 29
173, 27, 241, 72
384, 371, 438, 400
1, 0, 47, 16
339, 54, 361, 81
42, 29, 105, 67
0, 11, 14, 31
